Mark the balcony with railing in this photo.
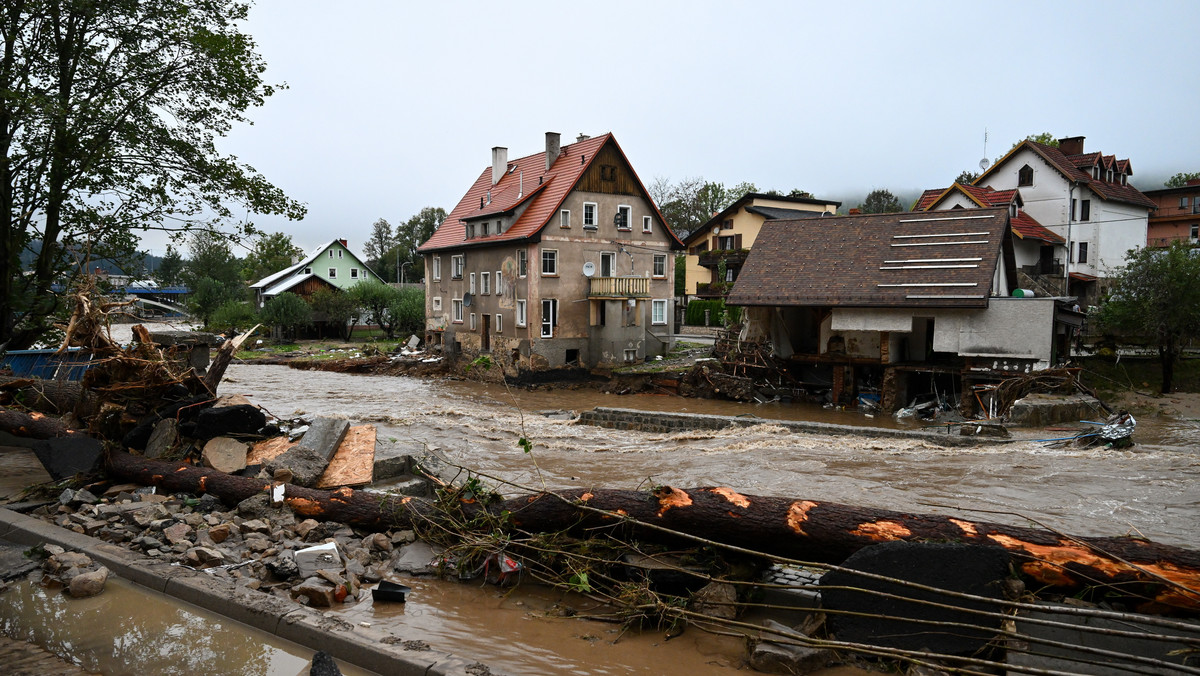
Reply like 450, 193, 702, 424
588, 276, 649, 299
1148, 235, 1200, 248
697, 249, 749, 268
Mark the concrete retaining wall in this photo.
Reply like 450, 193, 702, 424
576, 407, 984, 446
1007, 394, 1105, 427
0, 507, 499, 676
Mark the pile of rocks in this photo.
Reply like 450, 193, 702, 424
40, 546, 109, 598
40, 485, 442, 609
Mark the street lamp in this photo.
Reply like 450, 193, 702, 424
400, 260, 412, 285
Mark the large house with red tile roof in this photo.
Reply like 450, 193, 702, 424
418, 132, 682, 372
914, 182, 1067, 296
725, 209, 1080, 414
972, 136, 1154, 303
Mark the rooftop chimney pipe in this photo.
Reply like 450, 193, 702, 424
545, 132, 561, 171
1057, 136, 1085, 155
491, 146, 507, 186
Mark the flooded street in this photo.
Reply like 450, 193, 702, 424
225, 364, 1200, 548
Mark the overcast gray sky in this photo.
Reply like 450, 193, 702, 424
180, 0, 1200, 257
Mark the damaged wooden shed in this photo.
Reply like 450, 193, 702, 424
725, 208, 1083, 414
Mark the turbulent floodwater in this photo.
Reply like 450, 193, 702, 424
225, 364, 1200, 548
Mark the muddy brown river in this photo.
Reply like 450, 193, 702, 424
6, 359, 1198, 674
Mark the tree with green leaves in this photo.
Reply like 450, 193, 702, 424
209, 299, 258, 334
309, 287, 359, 340
649, 177, 754, 238
1014, 133, 1059, 149
386, 286, 425, 336
242, 232, 303, 282
1095, 241, 1200, 393
0, 0, 303, 349
1164, 172, 1200, 188
858, 189, 904, 214
349, 280, 401, 339
184, 230, 244, 328
153, 245, 186, 288
260, 292, 311, 342
363, 218, 395, 274
955, 170, 980, 185
389, 207, 446, 282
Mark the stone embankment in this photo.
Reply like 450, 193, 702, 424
576, 407, 989, 446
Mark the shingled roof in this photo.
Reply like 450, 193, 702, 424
726, 209, 1011, 309
418, 133, 679, 252
977, 140, 1154, 210
915, 183, 1063, 244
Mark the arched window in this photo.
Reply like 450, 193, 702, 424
1017, 164, 1034, 187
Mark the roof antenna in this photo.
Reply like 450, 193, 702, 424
978, 128, 990, 173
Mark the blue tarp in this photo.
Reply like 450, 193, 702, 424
0, 348, 93, 380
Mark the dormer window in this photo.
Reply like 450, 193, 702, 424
1093, 166, 1099, 179
1018, 165, 1033, 187
1010, 203, 1018, 217
1107, 169, 1114, 182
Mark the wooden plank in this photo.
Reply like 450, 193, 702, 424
247, 436, 296, 466
315, 424, 375, 488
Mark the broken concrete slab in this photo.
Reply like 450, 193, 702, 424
31, 435, 104, 480
266, 416, 349, 487
820, 541, 1009, 656
201, 436, 249, 474
0, 543, 38, 580
750, 619, 833, 675
295, 542, 342, 578
391, 540, 442, 576
144, 418, 179, 459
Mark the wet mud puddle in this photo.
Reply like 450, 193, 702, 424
0, 573, 374, 676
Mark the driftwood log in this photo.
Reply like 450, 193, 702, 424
104, 451, 1200, 613
0, 406, 83, 439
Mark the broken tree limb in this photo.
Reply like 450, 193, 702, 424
201, 324, 260, 394
0, 406, 84, 439
104, 452, 1200, 613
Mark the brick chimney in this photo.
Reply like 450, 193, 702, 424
545, 132, 561, 171
848, 208, 861, 215
1057, 136, 1085, 155
491, 146, 507, 186
1187, 178, 1200, 187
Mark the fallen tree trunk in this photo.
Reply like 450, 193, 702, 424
105, 451, 1200, 613
0, 406, 84, 439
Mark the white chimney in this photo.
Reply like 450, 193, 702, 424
545, 132, 561, 170
491, 146, 507, 186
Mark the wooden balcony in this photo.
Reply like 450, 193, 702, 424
697, 249, 749, 268
589, 276, 649, 299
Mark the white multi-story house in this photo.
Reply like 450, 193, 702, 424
973, 136, 1154, 302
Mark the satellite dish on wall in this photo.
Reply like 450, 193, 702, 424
582, 261, 596, 277
627, 298, 637, 307
462, 292, 473, 307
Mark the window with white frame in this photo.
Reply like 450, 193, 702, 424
469, 272, 476, 294
329, 250, 334, 258
541, 298, 557, 338
470, 313, 476, 330
652, 299, 667, 325
583, 202, 597, 228
304, 267, 311, 274
517, 250, 527, 277
652, 254, 666, 278
350, 268, 359, 279
541, 249, 558, 276
642, 215, 652, 233
452, 299, 463, 322
451, 255, 464, 279
516, 299, 527, 326
495, 313, 503, 332
481, 272, 490, 295
433, 256, 441, 280
560, 209, 570, 228
328, 268, 337, 278
495, 270, 503, 295
432, 297, 442, 311
616, 205, 632, 230
337, 250, 343, 258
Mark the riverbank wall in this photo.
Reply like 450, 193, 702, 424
576, 407, 988, 447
